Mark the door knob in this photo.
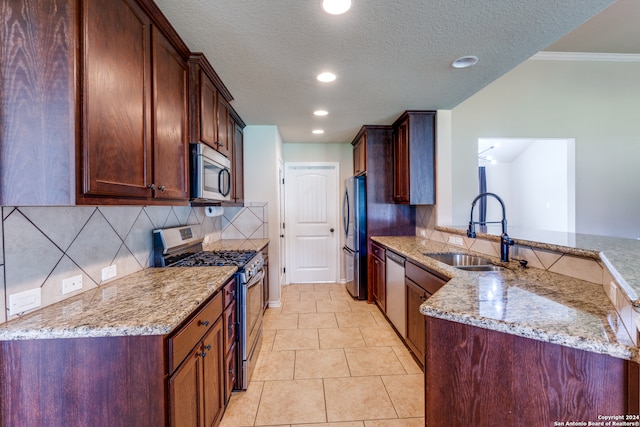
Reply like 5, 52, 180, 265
330, 228, 335, 233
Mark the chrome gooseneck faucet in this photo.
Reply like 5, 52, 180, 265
467, 192, 514, 262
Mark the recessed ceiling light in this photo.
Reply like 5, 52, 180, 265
317, 72, 336, 82
312, 129, 325, 134
314, 110, 329, 116
322, 0, 351, 15
451, 55, 479, 69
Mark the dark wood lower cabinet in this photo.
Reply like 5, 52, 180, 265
0, 336, 166, 427
404, 277, 428, 365
425, 317, 640, 426
0, 284, 234, 427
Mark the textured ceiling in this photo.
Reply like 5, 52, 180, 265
155, 0, 619, 144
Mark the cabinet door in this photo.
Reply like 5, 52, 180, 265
216, 98, 231, 157
169, 348, 204, 427
223, 300, 237, 355
405, 277, 428, 365
353, 134, 367, 175
393, 119, 410, 203
81, 0, 152, 199
225, 342, 237, 404
202, 319, 225, 427
371, 255, 386, 311
199, 73, 218, 149
152, 26, 189, 201
232, 123, 245, 202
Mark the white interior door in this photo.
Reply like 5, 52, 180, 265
285, 163, 339, 283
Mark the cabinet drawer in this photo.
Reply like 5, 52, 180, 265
169, 292, 223, 373
223, 278, 236, 308
370, 242, 386, 261
406, 261, 447, 295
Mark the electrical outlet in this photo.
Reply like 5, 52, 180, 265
9, 288, 42, 316
101, 265, 117, 282
62, 274, 83, 294
448, 235, 464, 246
608, 281, 618, 307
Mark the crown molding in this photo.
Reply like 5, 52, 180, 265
531, 51, 640, 62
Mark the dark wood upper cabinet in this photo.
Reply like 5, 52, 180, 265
198, 71, 219, 149
353, 133, 367, 176
79, 0, 153, 201
230, 115, 245, 204
78, 0, 190, 204
392, 111, 436, 205
216, 98, 231, 157
189, 53, 235, 156
151, 25, 189, 200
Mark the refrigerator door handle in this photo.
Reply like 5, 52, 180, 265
342, 188, 350, 238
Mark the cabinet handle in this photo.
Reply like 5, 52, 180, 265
199, 320, 210, 327
227, 289, 235, 297
420, 295, 427, 302
147, 184, 156, 190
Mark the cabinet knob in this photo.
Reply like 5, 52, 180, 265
204, 344, 212, 351
420, 295, 427, 302
147, 184, 156, 190
158, 186, 166, 192
198, 352, 207, 358
199, 320, 210, 327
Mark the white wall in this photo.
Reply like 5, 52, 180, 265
447, 58, 640, 238
480, 139, 574, 233
282, 142, 353, 282
244, 126, 283, 305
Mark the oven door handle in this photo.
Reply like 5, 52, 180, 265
246, 269, 265, 288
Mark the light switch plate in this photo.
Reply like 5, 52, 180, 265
62, 274, 83, 294
101, 265, 117, 282
9, 288, 42, 316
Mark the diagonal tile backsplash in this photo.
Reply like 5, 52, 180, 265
1, 203, 268, 324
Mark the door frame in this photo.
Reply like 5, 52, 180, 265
284, 162, 340, 284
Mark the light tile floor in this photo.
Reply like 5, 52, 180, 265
220, 283, 424, 427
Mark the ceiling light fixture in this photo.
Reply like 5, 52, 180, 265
451, 55, 479, 69
317, 72, 336, 82
312, 129, 325, 134
314, 110, 329, 116
322, 0, 351, 15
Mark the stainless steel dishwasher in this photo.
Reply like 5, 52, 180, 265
385, 250, 406, 338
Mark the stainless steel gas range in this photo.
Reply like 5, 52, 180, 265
153, 225, 264, 391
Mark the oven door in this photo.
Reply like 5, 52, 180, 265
239, 267, 265, 389
191, 143, 231, 202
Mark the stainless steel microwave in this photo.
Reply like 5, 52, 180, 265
190, 143, 231, 202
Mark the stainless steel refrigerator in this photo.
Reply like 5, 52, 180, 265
342, 176, 367, 299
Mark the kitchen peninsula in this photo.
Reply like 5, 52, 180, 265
372, 231, 639, 426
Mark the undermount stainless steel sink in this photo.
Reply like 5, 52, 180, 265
455, 265, 505, 272
424, 252, 505, 272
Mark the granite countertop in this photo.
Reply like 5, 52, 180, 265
0, 266, 237, 340
204, 238, 270, 252
440, 225, 640, 311
0, 238, 270, 341
372, 236, 639, 363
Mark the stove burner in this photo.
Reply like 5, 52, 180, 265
170, 250, 257, 267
